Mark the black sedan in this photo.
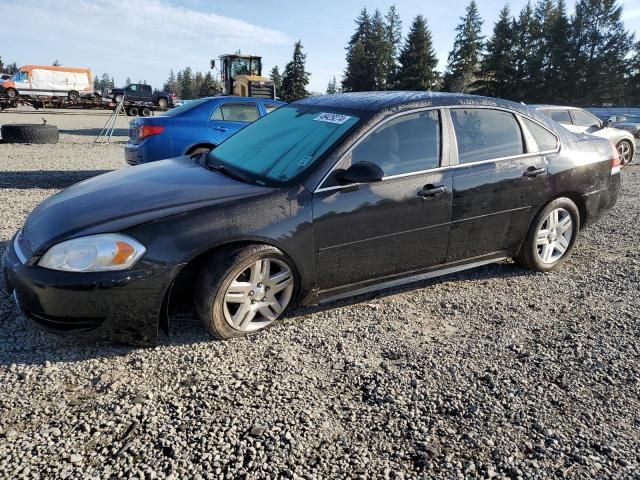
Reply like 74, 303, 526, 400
3, 92, 621, 345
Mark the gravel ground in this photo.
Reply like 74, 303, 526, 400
0, 108, 639, 479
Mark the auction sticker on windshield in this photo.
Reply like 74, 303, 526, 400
314, 113, 353, 125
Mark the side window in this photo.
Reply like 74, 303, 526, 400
350, 110, 441, 177
547, 110, 572, 124
210, 104, 260, 122
571, 110, 600, 128
142, 85, 151, 93
451, 108, 524, 164
522, 118, 558, 152
264, 104, 282, 114
129, 84, 138, 92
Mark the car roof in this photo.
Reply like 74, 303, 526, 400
295, 91, 532, 115
204, 96, 286, 104
531, 105, 581, 111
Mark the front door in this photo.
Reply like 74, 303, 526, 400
312, 109, 453, 292
446, 107, 553, 261
208, 102, 260, 142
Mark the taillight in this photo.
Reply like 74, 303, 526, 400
610, 141, 621, 175
139, 125, 165, 140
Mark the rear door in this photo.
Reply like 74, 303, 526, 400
126, 84, 141, 102
208, 102, 260, 142
446, 107, 555, 262
312, 109, 453, 292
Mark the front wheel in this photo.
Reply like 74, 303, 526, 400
515, 197, 580, 272
114, 94, 123, 103
195, 245, 296, 339
616, 139, 634, 165
68, 91, 79, 102
157, 98, 168, 109
6, 88, 18, 99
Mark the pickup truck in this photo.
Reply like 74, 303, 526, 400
107, 83, 174, 109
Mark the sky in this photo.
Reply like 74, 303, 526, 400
3, 0, 640, 94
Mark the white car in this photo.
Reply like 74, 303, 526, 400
535, 105, 636, 165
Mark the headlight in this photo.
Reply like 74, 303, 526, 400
38, 234, 146, 272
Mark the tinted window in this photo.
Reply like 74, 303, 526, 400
522, 118, 558, 152
451, 109, 524, 163
571, 110, 600, 128
265, 103, 282, 114
129, 85, 138, 91
547, 110, 571, 124
351, 111, 441, 176
210, 103, 260, 122
161, 98, 209, 117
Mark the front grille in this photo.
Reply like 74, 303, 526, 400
14, 230, 33, 263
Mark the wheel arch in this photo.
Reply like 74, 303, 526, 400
159, 238, 304, 333
185, 143, 217, 155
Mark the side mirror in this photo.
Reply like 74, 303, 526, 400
335, 161, 384, 184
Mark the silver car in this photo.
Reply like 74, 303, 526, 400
607, 114, 640, 140
534, 106, 636, 165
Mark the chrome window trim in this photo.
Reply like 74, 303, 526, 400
314, 106, 445, 193
313, 105, 561, 194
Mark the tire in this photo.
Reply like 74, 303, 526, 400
68, 91, 79, 102
157, 98, 168, 109
1, 124, 59, 144
6, 88, 18, 99
515, 197, 580, 272
128, 107, 139, 117
188, 146, 213, 157
195, 244, 296, 340
114, 94, 123, 103
141, 107, 152, 117
616, 139, 634, 165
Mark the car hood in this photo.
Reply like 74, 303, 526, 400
22, 157, 273, 253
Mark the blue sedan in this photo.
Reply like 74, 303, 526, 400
124, 96, 286, 165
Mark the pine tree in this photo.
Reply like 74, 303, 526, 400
369, 9, 391, 90
545, 0, 572, 103
201, 71, 215, 97
269, 66, 283, 97
175, 71, 183, 98
194, 71, 204, 98
627, 41, 640, 104
282, 40, 310, 102
52, 59, 61, 66
180, 67, 194, 99
126, 76, 132, 86
396, 15, 440, 91
474, 5, 516, 99
385, 5, 403, 88
342, 8, 375, 92
326, 76, 339, 94
164, 69, 177, 94
569, 0, 633, 105
443, 0, 484, 93
511, 2, 536, 102
93, 75, 100, 91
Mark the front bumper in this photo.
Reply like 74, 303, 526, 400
3, 233, 178, 346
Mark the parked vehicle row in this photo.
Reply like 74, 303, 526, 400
534, 105, 636, 164
0, 65, 93, 101
4, 92, 621, 345
606, 113, 640, 140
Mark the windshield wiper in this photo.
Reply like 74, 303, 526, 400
205, 158, 253, 184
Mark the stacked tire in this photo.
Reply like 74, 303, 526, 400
1, 124, 59, 144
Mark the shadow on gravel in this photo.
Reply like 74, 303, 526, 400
59, 128, 129, 137
0, 170, 113, 189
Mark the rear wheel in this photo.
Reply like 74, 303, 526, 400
114, 94, 123, 103
68, 91, 79, 102
157, 98, 168, 109
6, 88, 18, 99
195, 245, 296, 339
515, 197, 580, 272
128, 106, 139, 116
141, 107, 152, 117
616, 139, 634, 165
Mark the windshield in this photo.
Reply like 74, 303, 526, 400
208, 105, 360, 186
160, 98, 210, 117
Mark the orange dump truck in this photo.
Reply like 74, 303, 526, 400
0, 65, 93, 101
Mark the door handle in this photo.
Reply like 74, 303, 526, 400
417, 184, 446, 198
212, 126, 228, 132
523, 166, 546, 178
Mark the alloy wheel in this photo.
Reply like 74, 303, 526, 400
536, 208, 573, 264
222, 257, 294, 332
617, 141, 632, 165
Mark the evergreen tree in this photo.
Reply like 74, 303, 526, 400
569, 0, 634, 105
443, 0, 484, 93
180, 67, 195, 99
164, 69, 177, 94
545, 0, 572, 103
511, 2, 536, 101
201, 71, 215, 97
474, 5, 516, 99
52, 59, 61, 66
175, 71, 183, 98
385, 5, 403, 88
93, 75, 100, 91
627, 41, 640, 104
369, 9, 391, 90
342, 8, 374, 92
282, 40, 310, 102
326, 76, 339, 94
396, 15, 440, 91
269, 66, 283, 97
194, 71, 204, 97
6, 63, 18, 74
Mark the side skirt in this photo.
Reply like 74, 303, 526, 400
316, 254, 509, 305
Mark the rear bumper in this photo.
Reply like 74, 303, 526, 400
3, 233, 178, 346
